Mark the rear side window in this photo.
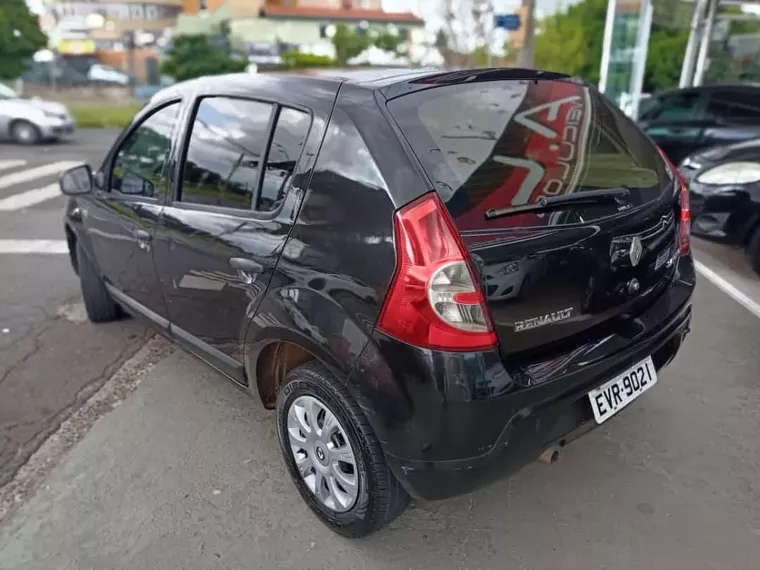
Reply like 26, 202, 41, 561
387, 79, 670, 230
181, 97, 274, 210
706, 90, 760, 123
258, 107, 311, 212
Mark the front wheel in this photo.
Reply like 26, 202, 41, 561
10, 120, 41, 145
77, 242, 121, 323
276, 362, 408, 538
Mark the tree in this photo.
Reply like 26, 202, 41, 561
534, 0, 606, 83
373, 30, 404, 57
533, 0, 691, 92
331, 24, 371, 66
0, 0, 47, 79
644, 26, 690, 92
161, 35, 247, 82
434, 0, 494, 68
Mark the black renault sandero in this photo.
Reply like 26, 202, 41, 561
59, 68, 695, 537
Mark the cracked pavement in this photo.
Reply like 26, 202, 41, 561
0, 131, 151, 490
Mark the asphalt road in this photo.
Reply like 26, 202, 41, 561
0, 130, 151, 488
1, 131, 760, 569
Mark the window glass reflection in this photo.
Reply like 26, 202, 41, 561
182, 97, 274, 210
259, 107, 311, 212
112, 102, 179, 197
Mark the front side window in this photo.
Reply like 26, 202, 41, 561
181, 97, 274, 210
258, 107, 311, 212
112, 102, 180, 196
642, 91, 701, 122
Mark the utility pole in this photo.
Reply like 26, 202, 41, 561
693, 0, 718, 86
680, 0, 709, 87
516, 0, 536, 68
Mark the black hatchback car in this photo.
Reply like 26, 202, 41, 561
679, 137, 760, 274
60, 69, 695, 537
638, 83, 760, 164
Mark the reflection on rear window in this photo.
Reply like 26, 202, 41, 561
387, 79, 668, 230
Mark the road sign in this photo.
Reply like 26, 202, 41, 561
494, 13, 521, 31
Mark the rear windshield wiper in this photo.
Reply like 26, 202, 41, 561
484, 187, 631, 220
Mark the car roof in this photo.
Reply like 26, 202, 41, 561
654, 83, 760, 97
151, 67, 576, 105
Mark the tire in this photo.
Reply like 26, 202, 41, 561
748, 227, 760, 276
10, 120, 41, 145
77, 242, 121, 323
276, 362, 409, 538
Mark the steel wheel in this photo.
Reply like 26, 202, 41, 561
286, 394, 358, 512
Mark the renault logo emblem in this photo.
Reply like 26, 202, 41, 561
629, 236, 643, 266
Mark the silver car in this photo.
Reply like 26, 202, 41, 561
0, 83, 76, 144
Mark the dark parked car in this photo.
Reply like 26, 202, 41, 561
639, 84, 760, 164
60, 69, 695, 537
679, 138, 760, 273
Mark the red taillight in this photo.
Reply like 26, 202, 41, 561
377, 193, 497, 351
657, 147, 691, 255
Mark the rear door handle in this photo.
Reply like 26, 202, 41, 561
229, 257, 263, 284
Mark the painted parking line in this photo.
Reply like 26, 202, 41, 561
0, 239, 68, 254
0, 161, 80, 190
695, 261, 760, 320
0, 159, 28, 172
0, 183, 61, 211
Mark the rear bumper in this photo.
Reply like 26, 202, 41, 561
355, 256, 695, 501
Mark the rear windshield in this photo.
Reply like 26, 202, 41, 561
387, 79, 670, 230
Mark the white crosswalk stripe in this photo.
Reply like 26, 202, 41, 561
0, 159, 28, 172
0, 239, 68, 254
0, 160, 81, 190
0, 159, 83, 254
0, 183, 61, 211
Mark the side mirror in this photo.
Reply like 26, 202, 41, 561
59, 164, 93, 196
121, 172, 154, 196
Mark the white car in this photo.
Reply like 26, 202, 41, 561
0, 83, 75, 144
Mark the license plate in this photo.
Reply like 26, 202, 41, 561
588, 356, 658, 424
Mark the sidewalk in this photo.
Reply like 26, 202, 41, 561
2, 280, 760, 569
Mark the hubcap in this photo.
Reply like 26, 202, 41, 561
15, 124, 34, 142
286, 395, 358, 512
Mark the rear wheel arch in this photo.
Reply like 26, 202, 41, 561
253, 340, 318, 409
249, 334, 358, 409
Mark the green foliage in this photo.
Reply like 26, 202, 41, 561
70, 103, 143, 128
280, 50, 335, 69
331, 24, 371, 66
722, 6, 760, 35
534, 0, 607, 84
161, 35, 247, 82
0, 0, 47, 80
644, 26, 689, 92
532, 0, 692, 93
373, 30, 404, 55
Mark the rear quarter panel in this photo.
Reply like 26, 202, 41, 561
244, 86, 426, 410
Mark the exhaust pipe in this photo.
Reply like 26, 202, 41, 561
539, 447, 559, 464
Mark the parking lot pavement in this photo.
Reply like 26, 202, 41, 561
0, 130, 152, 490
0, 275, 758, 570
